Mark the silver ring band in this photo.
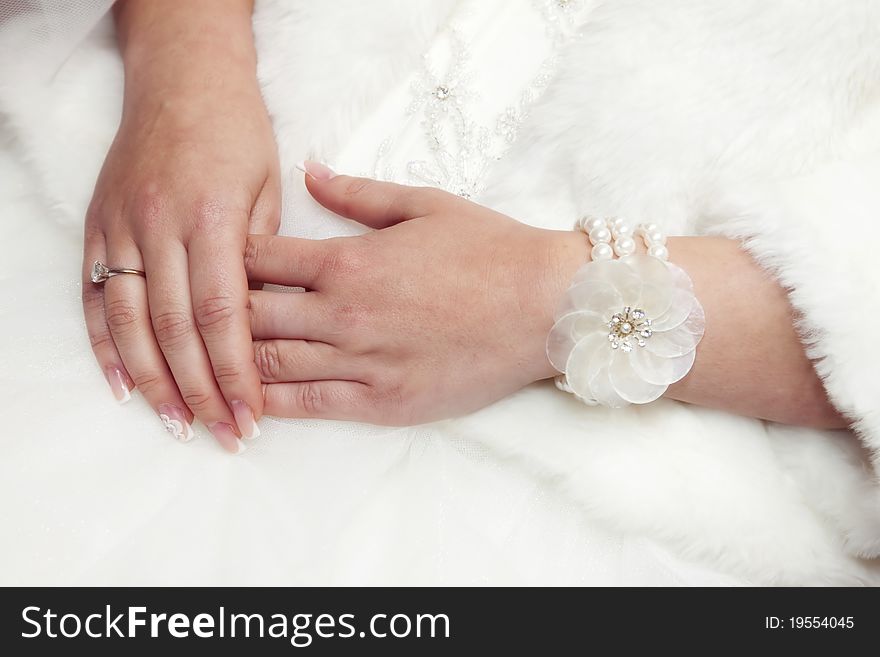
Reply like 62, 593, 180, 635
90, 260, 146, 284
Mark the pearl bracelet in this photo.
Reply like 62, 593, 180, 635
548, 217, 705, 407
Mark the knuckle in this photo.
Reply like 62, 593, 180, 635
82, 284, 104, 309
88, 330, 115, 350
105, 298, 140, 334
298, 382, 325, 415
343, 177, 373, 199
194, 296, 236, 333
243, 237, 262, 272
322, 244, 366, 278
254, 341, 281, 380
130, 370, 163, 395
377, 382, 407, 424
190, 197, 229, 232
181, 389, 214, 413
84, 214, 105, 240
152, 310, 194, 348
332, 301, 367, 329
212, 362, 244, 385
129, 184, 166, 230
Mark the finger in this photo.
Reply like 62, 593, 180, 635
244, 234, 338, 289
189, 231, 265, 439
82, 226, 133, 403
143, 242, 244, 448
262, 380, 380, 422
247, 177, 282, 291
254, 340, 363, 383
102, 240, 196, 442
300, 161, 444, 229
248, 175, 281, 236
248, 290, 333, 340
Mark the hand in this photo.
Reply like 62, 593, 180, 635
82, 1, 279, 451
245, 163, 587, 425
247, 164, 844, 430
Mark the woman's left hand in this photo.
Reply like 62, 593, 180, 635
244, 162, 587, 424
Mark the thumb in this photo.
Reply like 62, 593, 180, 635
297, 160, 439, 229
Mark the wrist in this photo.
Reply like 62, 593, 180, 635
546, 218, 705, 408
116, 1, 258, 99
529, 228, 591, 382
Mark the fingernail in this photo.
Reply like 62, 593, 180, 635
295, 160, 336, 181
209, 422, 246, 454
231, 400, 261, 440
105, 367, 131, 404
158, 404, 194, 442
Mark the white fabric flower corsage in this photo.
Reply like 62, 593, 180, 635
547, 254, 705, 407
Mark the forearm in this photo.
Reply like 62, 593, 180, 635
546, 231, 844, 428
114, 0, 259, 107
662, 237, 844, 428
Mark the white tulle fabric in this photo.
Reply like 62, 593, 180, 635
0, 0, 114, 84
548, 256, 705, 407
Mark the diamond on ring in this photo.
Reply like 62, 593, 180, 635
91, 261, 110, 284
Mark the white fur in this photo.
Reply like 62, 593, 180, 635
479, 0, 880, 564
2, 0, 880, 583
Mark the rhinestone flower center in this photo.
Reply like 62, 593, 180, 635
607, 306, 653, 352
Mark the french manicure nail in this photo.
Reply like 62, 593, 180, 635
295, 159, 336, 181
231, 400, 261, 440
209, 422, 246, 454
105, 367, 131, 404
158, 404, 194, 442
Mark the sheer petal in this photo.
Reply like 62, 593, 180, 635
620, 254, 672, 288
635, 281, 673, 319
574, 313, 606, 338
559, 279, 622, 318
546, 311, 605, 372
587, 369, 628, 408
650, 289, 695, 331
620, 255, 673, 317
565, 333, 612, 399
630, 344, 697, 385
608, 351, 667, 404
570, 258, 612, 285
666, 262, 694, 293
553, 253, 704, 408
679, 298, 706, 339
644, 326, 699, 357
572, 258, 642, 300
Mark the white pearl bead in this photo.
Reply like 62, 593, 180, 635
608, 217, 627, 230
588, 226, 612, 245
582, 216, 605, 232
591, 242, 614, 261
637, 222, 659, 236
644, 229, 666, 246
647, 244, 669, 261
612, 224, 634, 240
613, 236, 636, 256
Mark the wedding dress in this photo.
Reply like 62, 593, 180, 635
1, 0, 879, 585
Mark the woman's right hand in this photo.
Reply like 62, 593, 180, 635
82, 0, 280, 452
